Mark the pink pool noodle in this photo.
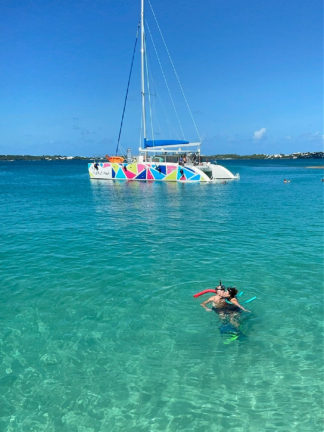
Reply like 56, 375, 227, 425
193, 289, 217, 298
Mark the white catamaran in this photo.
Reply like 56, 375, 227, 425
88, 0, 239, 183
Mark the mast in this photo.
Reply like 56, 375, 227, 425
140, 0, 146, 144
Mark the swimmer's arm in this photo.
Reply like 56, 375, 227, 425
200, 296, 214, 312
230, 298, 250, 312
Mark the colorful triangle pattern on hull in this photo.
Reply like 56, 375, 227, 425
90, 162, 208, 182
182, 167, 196, 179
167, 165, 177, 175
164, 168, 178, 181
189, 174, 201, 182
127, 163, 138, 174
147, 169, 154, 180
135, 169, 147, 180
149, 167, 165, 180
116, 167, 127, 179
124, 168, 136, 179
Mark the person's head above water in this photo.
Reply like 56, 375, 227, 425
216, 280, 226, 290
227, 287, 238, 299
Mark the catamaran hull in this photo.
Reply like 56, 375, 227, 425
88, 162, 238, 182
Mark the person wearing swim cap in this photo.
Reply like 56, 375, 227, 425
200, 287, 250, 313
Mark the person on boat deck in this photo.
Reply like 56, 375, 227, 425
200, 287, 250, 313
94, 162, 99, 170
183, 155, 187, 164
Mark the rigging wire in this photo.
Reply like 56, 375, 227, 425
115, 22, 140, 156
146, 20, 185, 140
139, 110, 143, 151
147, 0, 201, 142
144, 36, 155, 146
147, 62, 177, 140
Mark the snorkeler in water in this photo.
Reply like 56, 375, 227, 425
197, 285, 253, 342
200, 287, 250, 313
201, 287, 250, 332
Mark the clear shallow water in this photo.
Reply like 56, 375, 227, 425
0, 159, 323, 431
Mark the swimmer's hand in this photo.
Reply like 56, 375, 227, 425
200, 297, 215, 312
200, 304, 212, 311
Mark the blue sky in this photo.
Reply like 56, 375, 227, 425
0, 0, 322, 156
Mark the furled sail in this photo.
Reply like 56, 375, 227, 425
144, 139, 189, 148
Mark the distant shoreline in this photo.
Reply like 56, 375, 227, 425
306, 166, 324, 169
0, 152, 323, 161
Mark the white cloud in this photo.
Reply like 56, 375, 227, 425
253, 127, 267, 140
298, 131, 324, 142
312, 131, 324, 141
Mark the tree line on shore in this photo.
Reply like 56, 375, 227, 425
0, 152, 323, 161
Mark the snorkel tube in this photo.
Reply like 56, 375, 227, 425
193, 283, 257, 304
193, 281, 225, 298
193, 289, 218, 298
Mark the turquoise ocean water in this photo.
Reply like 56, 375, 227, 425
0, 159, 323, 431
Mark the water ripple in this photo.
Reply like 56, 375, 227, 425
0, 160, 323, 431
